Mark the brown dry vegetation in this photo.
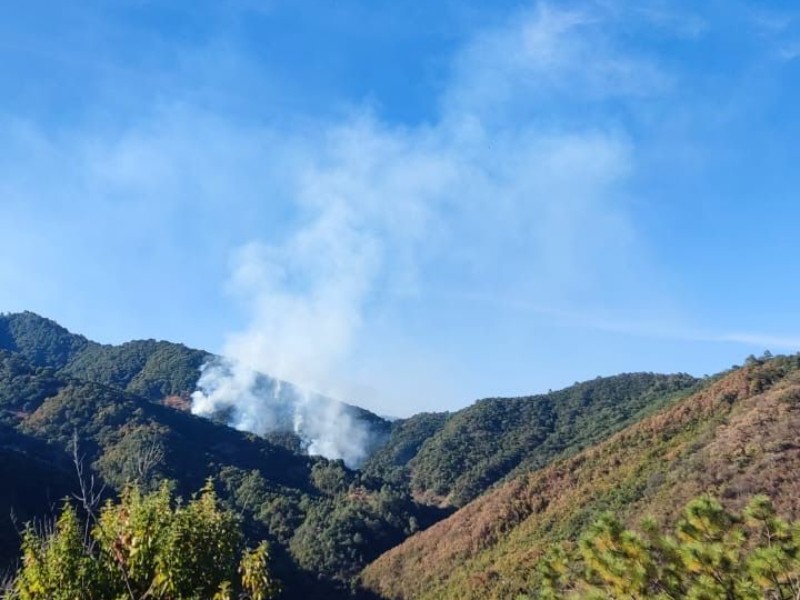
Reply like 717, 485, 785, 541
162, 394, 191, 411
360, 357, 800, 600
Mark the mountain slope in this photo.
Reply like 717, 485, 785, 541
0, 421, 75, 569
0, 312, 392, 455
0, 311, 89, 370
361, 412, 451, 484
0, 312, 208, 404
364, 373, 698, 506
361, 355, 800, 600
0, 320, 428, 597
0, 312, 722, 598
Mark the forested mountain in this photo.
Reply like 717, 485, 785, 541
361, 412, 451, 485
361, 354, 800, 600
0, 421, 75, 568
0, 311, 208, 403
0, 314, 430, 597
0, 311, 393, 450
0, 311, 750, 599
364, 373, 698, 507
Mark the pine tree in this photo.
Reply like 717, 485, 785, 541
532, 494, 800, 600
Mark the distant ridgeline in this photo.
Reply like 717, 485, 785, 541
1, 311, 738, 599
362, 371, 698, 507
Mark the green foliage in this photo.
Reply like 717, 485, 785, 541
239, 543, 281, 600
0, 422, 75, 568
532, 494, 800, 600
311, 460, 353, 496
362, 355, 800, 600
405, 373, 698, 506
0, 350, 62, 418
62, 340, 208, 403
0, 312, 89, 371
93, 424, 168, 491
361, 412, 450, 485
6, 481, 280, 600
14, 503, 108, 600
0, 312, 207, 404
290, 482, 422, 583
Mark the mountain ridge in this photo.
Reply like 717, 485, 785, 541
0, 311, 726, 598
0, 311, 392, 453
363, 372, 698, 507
361, 354, 800, 599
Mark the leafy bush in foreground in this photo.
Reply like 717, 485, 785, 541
4, 481, 279, 600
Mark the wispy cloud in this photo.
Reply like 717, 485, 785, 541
747, 5, 800, 62
3, 1, 798, 419
473, 294, 800, 351
202, 3, 667, 410
443, 3, 670, 124
0, 2, 668, 412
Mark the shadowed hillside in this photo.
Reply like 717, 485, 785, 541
0, 421, 75, 570
0, 315, 434, 597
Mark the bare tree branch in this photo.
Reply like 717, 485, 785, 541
70, 431, 105, 549
134, 436, 164, 487
70, 431, 137, 600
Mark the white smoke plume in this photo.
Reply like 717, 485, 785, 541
191, 3, 660, 462
189, 154, 421, 466
191, 357, 381, 468
190, 118, 457, 465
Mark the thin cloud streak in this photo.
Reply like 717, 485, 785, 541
4, 1, 795, 419
0, 2, 673, 415
458, 291, 800, 351
184, 1, 668, 429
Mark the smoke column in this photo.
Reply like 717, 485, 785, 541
190, 5, 645, 462
191, 357, 381, 467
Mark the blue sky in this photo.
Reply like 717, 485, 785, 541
2, 0, 800, 415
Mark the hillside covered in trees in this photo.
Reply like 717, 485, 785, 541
361, 354, 800, 599
0, 313, 433, 598
363, 373, 698, 507
3, 311, 793, 599
6, 481, 280, 600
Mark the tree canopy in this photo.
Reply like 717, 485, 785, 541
532, 494, 800, 600
4, 481, 279, 600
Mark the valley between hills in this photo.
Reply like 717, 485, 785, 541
2, 311, 799, 599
